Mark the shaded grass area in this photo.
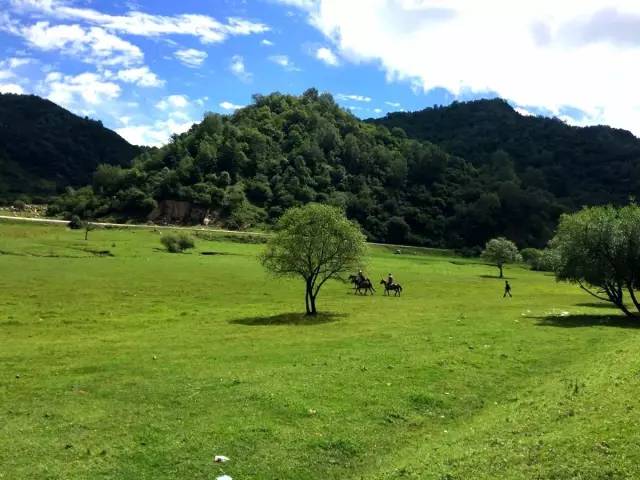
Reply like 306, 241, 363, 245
230, 312, 345, 326
1, 220, 640, 479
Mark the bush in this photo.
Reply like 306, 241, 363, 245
13, 200, 26, 211
160, 232, 195, 253
522, 247, 559, 271
536, 248, 560, 272
521, 248, 542, 268
68, 215, 84, 229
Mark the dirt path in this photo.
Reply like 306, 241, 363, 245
0, 214, 450, 253
0, 215, 268, 236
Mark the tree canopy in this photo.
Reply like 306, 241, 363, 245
260, 203, 366, 315
481, 237, 521, 278
553, 204, 640, 317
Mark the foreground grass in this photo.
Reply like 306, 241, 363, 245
1, 221, 639, 479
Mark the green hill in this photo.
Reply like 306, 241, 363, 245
0, 93, 142, 201
372, 98, 640, 208
49, 89, 482, 247
47, 92, 640, 248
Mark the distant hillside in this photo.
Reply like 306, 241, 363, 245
0, 93, 142, 201
48, 91, 640, 247
48, 89, 483, 247
372, 99, 640, 207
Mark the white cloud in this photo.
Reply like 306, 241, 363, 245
174, 48, 207, 67
315, 46, 339, 66
116, 66, 163, 87
274, 0, 318, 8
288, 0, 640, 136
269, 54, 300, 71
515, 106, 535, 117
8, 57, 30, 68
17, 21, 143, 66
43, 71, 121, 108
230, 55, 252, 82
116, 117, 195, 146
337, 93, 371, 102
117, 93, 196, 145
156, 94, 189, 110
10, 1, 269, 44
0, 83, 24, 94
219, 101, 244, 110
261, 39, 274, 46
0, 57, 30, 82
385, 101, 401, 108
373, 107, 382, 113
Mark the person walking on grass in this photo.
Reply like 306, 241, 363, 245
503, 280, 512, 298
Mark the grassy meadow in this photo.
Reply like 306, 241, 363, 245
1, 220, 640, 479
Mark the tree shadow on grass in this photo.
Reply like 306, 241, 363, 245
528, 314, 640, 329
573, 302, 617, 309
230, 312, 345, 326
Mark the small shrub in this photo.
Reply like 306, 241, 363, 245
161, 233, 195, 253
68, 215, 84, 229
13, 200, 26, 211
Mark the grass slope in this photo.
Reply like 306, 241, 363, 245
1, 220, 639, 479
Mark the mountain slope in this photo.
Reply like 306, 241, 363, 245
372, 98, 640, 207
48, 89, 483, 247
50, 92, 640, 248
0, 93, 142, 200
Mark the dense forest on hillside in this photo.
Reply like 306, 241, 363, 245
0, 94, 141, 201
49, 89, 569, 247
373, 99, 640, 208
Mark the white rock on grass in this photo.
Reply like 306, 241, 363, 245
216, 476, 232, 480
214, 455, 230, 463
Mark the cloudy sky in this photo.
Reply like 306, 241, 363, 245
1, 0, 639, 145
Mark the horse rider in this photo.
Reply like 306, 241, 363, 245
357, 269, 366, 284
387, 273, 394, 287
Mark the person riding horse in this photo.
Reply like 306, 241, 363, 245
350, 270, 375, 295
380, 274, 402, 296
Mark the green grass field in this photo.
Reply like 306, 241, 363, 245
1, 220, 639, 480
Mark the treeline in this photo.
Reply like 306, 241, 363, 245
48, 91, 640, 248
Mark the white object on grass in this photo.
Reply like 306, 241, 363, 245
214, 455, 230, 463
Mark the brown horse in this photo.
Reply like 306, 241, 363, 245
380, 279, 403, 296
349, 275, 376, 295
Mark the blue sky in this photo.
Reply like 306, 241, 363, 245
1, 0, 639, 145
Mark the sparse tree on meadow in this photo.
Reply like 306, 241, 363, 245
84, 221, 95, 241
553, 204, 640, 318
481, 237, 522, 278
260, 203, 366, 315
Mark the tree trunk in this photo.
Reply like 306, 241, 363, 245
85, 228, 89, 241
627, 284, 640, 313
498, 264, 503, 278
305, 278, 316, 315
309, 293, 317, 315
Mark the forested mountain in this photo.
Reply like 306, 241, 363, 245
0, 93, 141, 201
372, 99, 640, 208
48, 91, 640, 248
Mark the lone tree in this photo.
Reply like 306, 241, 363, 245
553, 204, 640, 318
481, 237, 521, 278
260, 203, 366, 315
